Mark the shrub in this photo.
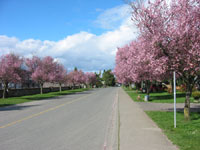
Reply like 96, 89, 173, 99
192, 91, 200, 100
178, 84, 188, 92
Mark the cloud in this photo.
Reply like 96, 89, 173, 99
0, 4, 138, 72
0, 35, 18, 54
94, 4, 132, 30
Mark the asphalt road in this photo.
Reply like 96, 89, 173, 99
0, 87, 119, 150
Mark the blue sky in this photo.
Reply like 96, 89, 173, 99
0, 0, 125, 41
0, 0, 137, 71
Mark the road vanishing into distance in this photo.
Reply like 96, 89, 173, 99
0, 88, 119, 150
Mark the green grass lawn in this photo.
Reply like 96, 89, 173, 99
146, 111, 200, 150
0, 88, 89, 107
123, 87, 194, 103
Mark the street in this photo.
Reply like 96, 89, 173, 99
0, 88, 119, 150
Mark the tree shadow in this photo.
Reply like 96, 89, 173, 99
0, 89, 92, 108
0, 104, 39, 111
150, 95, 173, 100
74, 91, 92, 95
53, 91, 91, 96
24, 96, 56, 101
24, 90, 91, 100
166, 105, 200, 113
191, 112, 200, 120
150, 93, 185, 101
176, 112, 200, 121
53, 92, 74, 96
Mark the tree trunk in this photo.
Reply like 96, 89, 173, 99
3, 85, 6, 99
135, 82, 141, 90
2, 82, 8, 99
2, 84, 6, 99
171, 78, 174, 94
59, 83, 62, 92
146, 80, 151, 101
128, 83, 131, 90
40, 83, 43, 94
184, 84, 192, 120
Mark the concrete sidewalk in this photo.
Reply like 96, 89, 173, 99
119, 88, 179, 150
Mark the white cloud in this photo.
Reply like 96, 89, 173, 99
0, 4, 138, 72
94, 4, 132, 30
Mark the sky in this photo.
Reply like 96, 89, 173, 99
0, 0, 138, 72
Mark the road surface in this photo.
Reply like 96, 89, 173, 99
0, 87, 119, 150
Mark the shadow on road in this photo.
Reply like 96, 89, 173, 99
0, 89, 95, 110
25, 90, 92, 101
0, 104, 40, 111
73, 91, 92, 95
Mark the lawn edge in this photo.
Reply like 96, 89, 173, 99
0, 88, 90, 108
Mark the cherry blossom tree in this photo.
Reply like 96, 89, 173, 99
85, 72, 97, 88
114, 45, 133, 85
114, 37, 167, 99
51, 63, 67, 92
67, 69, 86, 88
78, 70, 86, 86
130, 0, 200, 119
26, 56, 41, 73
26, 56, 57, 94
0, 53, 24, 98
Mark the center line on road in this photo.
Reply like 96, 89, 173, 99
0, 93, 92, 129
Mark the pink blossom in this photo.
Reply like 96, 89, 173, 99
0, 53, 23, 98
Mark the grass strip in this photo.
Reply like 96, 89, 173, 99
0, 88, 89, 107
123, 87, 194, 103
146, 111, 200, 150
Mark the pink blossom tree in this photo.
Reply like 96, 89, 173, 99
114, 45, 133, 85
131, 0, 200, 119
0, 53, 24, 98
78, 70, 86, 86
114, 37, 167, 99
26, 56, 57, 94
51, 63, 67, 92
67, 69, 86, 88
67, 71, 76, 88
25, 56, 41, 73
85, 72, 97, 88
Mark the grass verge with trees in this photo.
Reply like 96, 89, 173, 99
123, 86, 195, 103
0, 88, 89, 107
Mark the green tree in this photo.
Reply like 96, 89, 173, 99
95, 71, 103, 88
102, 69, 115, 86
